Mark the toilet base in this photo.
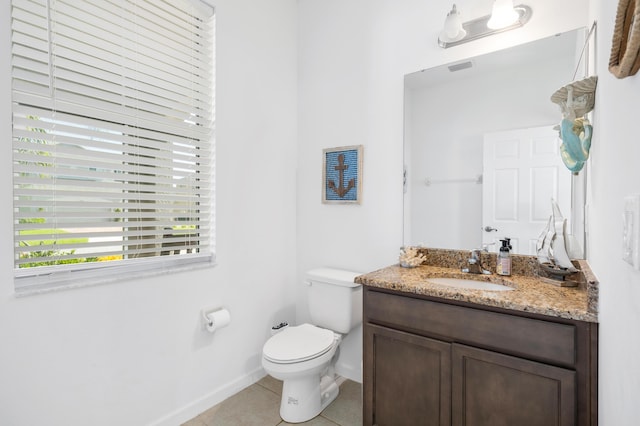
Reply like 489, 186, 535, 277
279, 373, 339, 423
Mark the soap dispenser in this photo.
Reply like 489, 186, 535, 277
496, 238, 512, 276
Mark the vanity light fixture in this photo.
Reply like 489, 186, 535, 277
438, 2, 532, 49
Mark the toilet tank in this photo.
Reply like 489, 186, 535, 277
306, 268, 362, 334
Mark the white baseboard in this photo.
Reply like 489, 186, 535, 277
335, 361, 362, 384
148, 367, 266, 426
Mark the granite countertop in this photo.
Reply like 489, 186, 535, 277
355, 249, 599, 323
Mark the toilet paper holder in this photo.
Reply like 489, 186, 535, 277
201, 307, 231, 333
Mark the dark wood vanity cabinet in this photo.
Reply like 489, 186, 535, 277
366, 323, 452, 426
363, 287, 598, 426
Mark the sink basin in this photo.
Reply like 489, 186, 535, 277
426, 277, 514, 292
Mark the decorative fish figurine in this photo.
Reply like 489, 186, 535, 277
550, 76, 597, 175
559, 117, 592, 173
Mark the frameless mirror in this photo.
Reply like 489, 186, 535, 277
403, 28, 588, 256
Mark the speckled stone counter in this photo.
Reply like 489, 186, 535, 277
355, 248, 599, 323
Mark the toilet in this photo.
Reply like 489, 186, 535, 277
262, 267, 362, 423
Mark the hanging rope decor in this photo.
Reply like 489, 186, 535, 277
609, 0, 640, 78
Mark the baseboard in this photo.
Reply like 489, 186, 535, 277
335, 361, 362, 384
148, 367, 266, 426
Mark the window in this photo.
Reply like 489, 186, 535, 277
11, 0, 215, 293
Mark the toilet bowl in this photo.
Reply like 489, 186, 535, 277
262, 268, 362, 424
263, 323, 342, 423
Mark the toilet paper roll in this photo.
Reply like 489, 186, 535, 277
205, 308, 231, 333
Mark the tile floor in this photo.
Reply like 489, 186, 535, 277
182, 376, 362, 426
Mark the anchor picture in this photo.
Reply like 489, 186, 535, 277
322, 145, 363, 204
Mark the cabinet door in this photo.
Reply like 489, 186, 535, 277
364, 324, 451, 426
452, 344, 576, 426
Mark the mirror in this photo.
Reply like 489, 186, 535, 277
403, 28, 587, 256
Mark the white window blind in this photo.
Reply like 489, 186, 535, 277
12, 0, 215, 293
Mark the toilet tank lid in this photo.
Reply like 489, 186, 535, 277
306, 268, 362, 288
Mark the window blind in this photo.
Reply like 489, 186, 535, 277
12, 0, 215, 292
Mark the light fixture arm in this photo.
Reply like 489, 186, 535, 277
438, 4, 532, 49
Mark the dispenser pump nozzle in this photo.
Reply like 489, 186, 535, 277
500, 238, 512, 251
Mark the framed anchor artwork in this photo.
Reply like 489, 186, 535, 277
322, 145, 363, 204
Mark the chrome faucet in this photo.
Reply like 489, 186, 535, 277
462, 248, 491, 274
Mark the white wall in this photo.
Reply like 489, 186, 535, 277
0, 1, 298, 425
297, 0, 588, 386
588, 1, 640, 425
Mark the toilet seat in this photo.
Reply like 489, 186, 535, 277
263, 324, 336, 364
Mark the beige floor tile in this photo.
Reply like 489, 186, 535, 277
182, 376, 362, 426
278, 416, 339, 426
195, 384, 282, 426
257, 374, 283, 396
181, 417, 207, 426
320, 380, 362, 426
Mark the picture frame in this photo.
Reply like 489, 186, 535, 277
322, 145, 363, 204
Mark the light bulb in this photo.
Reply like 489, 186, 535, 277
442, 4, 465, 41
487, 0, 519, 29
